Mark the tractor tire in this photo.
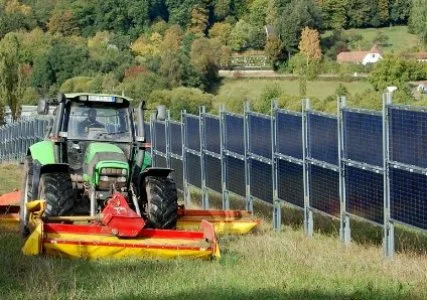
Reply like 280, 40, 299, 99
19, 156, 33, 238
144, 176, 178, 229
38, 172, 75, 218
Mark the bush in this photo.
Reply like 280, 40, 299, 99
148, 87, 213, 120
116, 72, 169, 102
255, 83, 282, 114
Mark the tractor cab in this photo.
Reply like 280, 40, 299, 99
44, 94, 136, 174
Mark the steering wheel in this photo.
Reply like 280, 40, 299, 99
87, 128, 108, 140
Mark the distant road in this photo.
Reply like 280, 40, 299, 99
219, 69, 369, 79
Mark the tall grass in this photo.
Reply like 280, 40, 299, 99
1, 165, 427, 299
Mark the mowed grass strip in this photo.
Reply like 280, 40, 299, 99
0, 163, 22, 195
215, 79, 372, 104
1, 165, 427, 299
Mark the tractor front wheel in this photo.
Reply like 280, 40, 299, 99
144, 176, 178, 229
38, 173, 75, 218
19, 156, 33, 238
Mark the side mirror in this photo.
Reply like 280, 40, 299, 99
37, 99, 49, 115
157, 105, 166, 121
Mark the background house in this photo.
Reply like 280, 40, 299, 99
337, 45, 383, 65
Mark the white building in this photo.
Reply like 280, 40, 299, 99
337, 45, 383, 65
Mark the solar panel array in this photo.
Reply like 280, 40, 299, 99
4, 98, 427, 256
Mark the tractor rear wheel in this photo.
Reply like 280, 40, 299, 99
38, 172, 75, 218
144, 176, 178, 229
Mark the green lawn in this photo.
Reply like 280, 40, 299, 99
324, 25, 420, 54
214, 78, 372, 111
1, 164, 427, 299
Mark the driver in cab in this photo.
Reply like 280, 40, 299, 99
79, 108, 105, 134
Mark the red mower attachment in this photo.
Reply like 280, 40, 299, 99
20, 193, 220, 260
100, 193, 145, 238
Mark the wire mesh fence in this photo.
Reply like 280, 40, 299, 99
2, 95, 427, 257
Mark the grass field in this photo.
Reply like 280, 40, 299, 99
0, 163, 22, 195
214, 78, 372, 107
1, 164, 427, 299
323, 25, 420, 54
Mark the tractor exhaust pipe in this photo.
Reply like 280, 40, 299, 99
137, 101, 145, 142
132, 101, 146, 188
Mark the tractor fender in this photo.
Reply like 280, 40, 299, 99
29, 141, 56, 165
137, 167, 174, 199
140, 167, 173, 180
137, 167, 173, 187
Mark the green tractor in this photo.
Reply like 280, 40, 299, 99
19, 93, 177, 237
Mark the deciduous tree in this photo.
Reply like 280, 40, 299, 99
159, 25, 183, 86
209, 22, 232, 45
0, 33, 26, 122
297, 27, 321, 97
409, 0, 427, 44
189, 6, 209, 36
47, 9, 79, 36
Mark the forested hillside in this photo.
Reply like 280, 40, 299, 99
0, 0, 425, 122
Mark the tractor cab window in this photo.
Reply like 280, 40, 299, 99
67, 102, 132, 142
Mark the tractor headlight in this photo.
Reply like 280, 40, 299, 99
100, 176, 109, 182
117, 176, 126, 182
98, 172, 127, 190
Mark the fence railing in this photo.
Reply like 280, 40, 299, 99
1, 94, 427, 257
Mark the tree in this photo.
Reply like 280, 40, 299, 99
228, 19, 254, 51
0, 33, 26, 122
409, 0, 427, 44
275, 0, 322, 60
265, 0, 279, 25
297, 27, 321, 97
248, 0, 269, 27
318, 0, 348, 29
369, 55, 427, 90
131, 32, 163, 58
189, 6, 209, 36
159, 25, 183, 86
209, 22, 232, 45
47, 9, 80, 36
389, 0, 412, 25
0, 0, 37, 38
31, 38, 91, 93
95, 0, 150, 39
214, 0, 231, 21
378, 0, 389, 24
190, 37, 227, 90
347, 0, 371, 28
165, 0, 199, 27
265, 36, 283, 68
299, 27, 322, 62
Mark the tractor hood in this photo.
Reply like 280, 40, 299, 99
83, 143, 129, 185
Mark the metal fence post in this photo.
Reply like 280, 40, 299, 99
272, 100, 281, 231
165, 110, 171, 169
338, 96, 351, 245
220, 104, 230, 210
150, 113, 156, 167
244, 101, 253, 212
383, 92, 394, 257
199, 106, 209, 209
181, 110, 191, 206
302, 98, 313, 237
